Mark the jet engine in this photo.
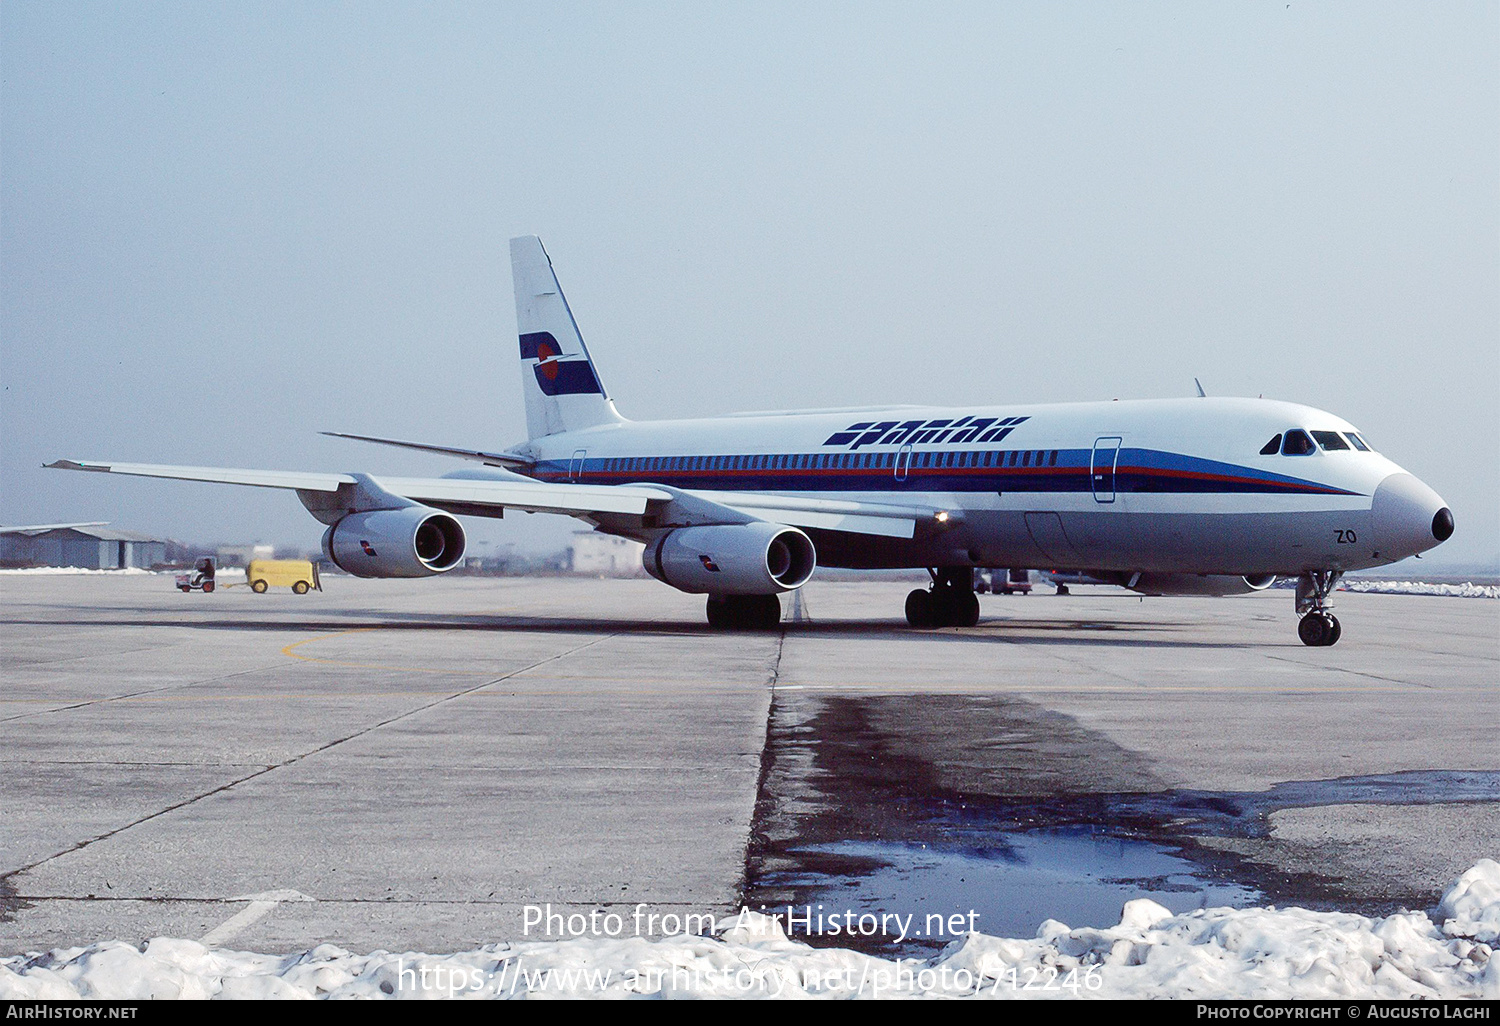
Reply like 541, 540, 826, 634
644, 523, 816, 595
323, 507, 466, 578
1106, 572, 1277, 597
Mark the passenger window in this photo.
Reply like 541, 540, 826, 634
1282, 430, 1316, 456
1049, 450, 1058, 466
1022, 451, 1031, 467
1345, 433, 1370, 452
1260, 435, 1282, 456
1311, 430, 1349, 451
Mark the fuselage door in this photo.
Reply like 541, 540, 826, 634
894, 444, 913, 483
569, 449, 588, 481
1091, 437, 1122, 503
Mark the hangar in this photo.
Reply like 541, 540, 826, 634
0, 525, 167, 569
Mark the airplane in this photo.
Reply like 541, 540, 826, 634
48, 236, 1454, 646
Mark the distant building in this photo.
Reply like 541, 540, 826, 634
0, 526, 168, 569
216, 543, 276, 567
570, 532, 645, 576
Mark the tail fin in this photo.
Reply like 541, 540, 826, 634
510, 236, 624, 438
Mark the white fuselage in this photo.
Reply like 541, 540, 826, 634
513, 396, 1449, 576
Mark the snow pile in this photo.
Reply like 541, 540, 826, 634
1341, 580, 1500, 599
0, 566, 155, 575
2, 862, 1497, 1000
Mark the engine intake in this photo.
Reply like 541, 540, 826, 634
644, 523, 816, 595
323, 507, 466, 578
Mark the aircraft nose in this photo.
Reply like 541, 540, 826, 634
1370, 473, 1452, 557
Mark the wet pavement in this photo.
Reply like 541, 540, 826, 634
744, 690, 1500, 954
4, 577, 1495, 952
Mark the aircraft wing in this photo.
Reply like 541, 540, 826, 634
45, 460, 668, 518
45, 461, 935, 538
685, 490, 933, 539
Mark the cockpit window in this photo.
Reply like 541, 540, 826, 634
1260, 434, 1282, 455
1311, 430, 1350, 451
1345, 432, 1371, 452
1282, 430, 1316, 455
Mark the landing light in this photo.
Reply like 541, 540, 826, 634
935, 511, 950, 523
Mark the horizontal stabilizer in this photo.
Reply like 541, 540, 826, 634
321, 432, 533, 468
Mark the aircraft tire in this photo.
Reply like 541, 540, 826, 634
707, 594, 781, 630
1297, 613, 1329, 647
706, 596, 734, 629
954, 590, 980, 628
754, 594, 782, 629
905, 589, 935, 628
1324, 614, 1341, 646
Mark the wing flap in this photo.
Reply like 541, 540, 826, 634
381, 476, 668, 517
687, 489, 930, 539
743, 507, 915, 538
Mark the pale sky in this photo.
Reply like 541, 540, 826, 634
3, 1, 1496, 567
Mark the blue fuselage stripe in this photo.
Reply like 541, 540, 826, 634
529, 447, 1360, 496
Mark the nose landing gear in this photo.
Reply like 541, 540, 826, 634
1295, 570, 1343, 646
905, 567, 981, 628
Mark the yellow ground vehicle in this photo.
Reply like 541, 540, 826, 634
246, 559, 321, 595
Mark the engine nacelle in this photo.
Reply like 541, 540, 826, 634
1110, 572, 1277, 597
643, 523, 816, 595
323, 507, 466, 578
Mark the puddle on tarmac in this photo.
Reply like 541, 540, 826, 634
771, 829, 1262, 947
743, 693, 1500, 955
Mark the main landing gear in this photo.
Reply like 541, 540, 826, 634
1295, 570, 1343, 647
706, 593, 783, 630
905, 567, 981, 628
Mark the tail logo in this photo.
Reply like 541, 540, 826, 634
535, 340, 560, 382
518, 331, 605, 397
